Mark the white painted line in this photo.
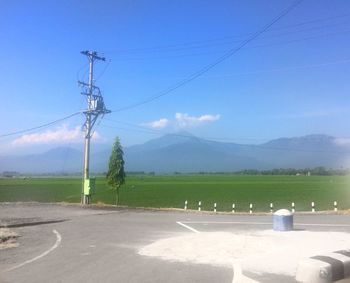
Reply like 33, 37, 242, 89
182, 221, 271, 225
180, 221, 350, 227
232, 263, 242, 283
232, 262, 260, 283
6, 229, 62, 272
176, 221, 200, 233
296, 223, 350, 227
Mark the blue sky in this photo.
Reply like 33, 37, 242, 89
1, 0, 350, 154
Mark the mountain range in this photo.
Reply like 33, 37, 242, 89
1, 133, 349, 174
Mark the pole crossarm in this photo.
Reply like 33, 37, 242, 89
80, 50, 106, 62
78, 81, 101, 92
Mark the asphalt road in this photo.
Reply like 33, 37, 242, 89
0, 203, 349, 283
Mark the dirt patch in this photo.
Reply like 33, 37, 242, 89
339, 209, 350, 215
0, 228, 19, 249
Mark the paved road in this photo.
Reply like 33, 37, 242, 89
0, 203, 349, 283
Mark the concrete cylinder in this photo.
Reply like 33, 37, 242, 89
273, 209, 293, 231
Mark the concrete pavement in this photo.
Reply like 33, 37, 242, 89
0, 203, 349, 283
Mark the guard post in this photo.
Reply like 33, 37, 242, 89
273, 209, 293, 231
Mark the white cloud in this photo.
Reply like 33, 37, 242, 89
11, 125, 100, 146
334, 138, 350, 147
142, 118, 169, 129
175, 113, 220, 128
140, 113, 221, 130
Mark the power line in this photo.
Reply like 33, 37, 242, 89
0, 112, 82, 139
94, 59, 112, 83
100, 120, 348, 154
189, 57, 350, 78
100, 120, 263, 143
109, 26, 350, 62
113, 20, 350, 56
110, 0, 304, 113
102, 118, 268, 142
76, 62, 89, 82
103, 12, 349, 54
118, 58, 350, 80
248, 28, 350, 50
272, 12, 350, 30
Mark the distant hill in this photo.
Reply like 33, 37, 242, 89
0, 134, 349, 174
124, 132, 261, 172
0, 147, 82, 174
124, 133, 350, 172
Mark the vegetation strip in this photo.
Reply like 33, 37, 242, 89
0, 175, 349, 212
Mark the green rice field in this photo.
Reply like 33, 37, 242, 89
0, 175, 349, 212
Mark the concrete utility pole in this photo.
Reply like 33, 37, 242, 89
79, 50, 110, 205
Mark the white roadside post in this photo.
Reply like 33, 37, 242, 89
291, 202, 295, 213
270, 203, 274, 213
311, 201, 315, 213
249, 203, 253, 214
198, 201, 201, 211
214, 203, 217, 213
334, 201, 338, 212
232, 203, 235, 213
184, 200, 187, 210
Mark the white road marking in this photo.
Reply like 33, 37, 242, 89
180, 221, 350, 227
176, 222, 260, 282
232, 262, 260, 283
296, 223, 350, 227
182, 221, 272, 225
176, 221, 200, 233
6, 229, 62, 272
177, 218, 350, 282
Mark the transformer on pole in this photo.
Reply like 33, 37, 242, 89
79, 50, 110, 205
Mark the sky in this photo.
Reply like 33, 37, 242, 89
1, 0, 350, 154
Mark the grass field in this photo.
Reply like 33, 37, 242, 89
0, 175, 349, 212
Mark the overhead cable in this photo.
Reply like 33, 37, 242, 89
0, 112, 82, 139
100, 120, 347, 154
104, 11, 346, 54
110, 0, 304, 113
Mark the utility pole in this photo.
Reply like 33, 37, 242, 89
79, 50, 110, 205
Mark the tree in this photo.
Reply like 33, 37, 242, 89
106, 137, 126, 206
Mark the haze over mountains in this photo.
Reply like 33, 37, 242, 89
1, 133, 349, 174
